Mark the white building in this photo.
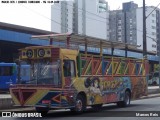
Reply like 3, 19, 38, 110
136, 6, 159, 53
51, 1, 74, 33
51, 0, 109, 40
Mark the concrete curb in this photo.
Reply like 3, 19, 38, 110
142, 88, 160, 99
148, 88, 160, 94
140, 93, 160, 99
0, 98, 14, 110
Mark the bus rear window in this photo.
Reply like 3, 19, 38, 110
0, 66, 13, 76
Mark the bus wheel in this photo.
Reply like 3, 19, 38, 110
117, 91, 130, 107
35, 107, 49, 116
91, 104, 103, 111
72, 95, 86, 113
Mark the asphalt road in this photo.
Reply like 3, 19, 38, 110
0, 97, 160, 120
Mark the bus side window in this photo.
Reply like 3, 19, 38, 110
63, 60, 75, 77
5, 67, 12, 76
0, 66, 13, 76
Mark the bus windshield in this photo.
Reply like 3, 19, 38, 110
20, 60, 61, 86
20, 65, 31, 82
0, 66, 14, 76
0, 63, 17, 89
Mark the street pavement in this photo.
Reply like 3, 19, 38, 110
0, 96, 160, 120
0, 85, 160, 119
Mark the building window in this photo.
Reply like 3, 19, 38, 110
152, 44, 156, 48
118, 39, 122, 42
118, 32, 121, 35
152, 32, 156, 35
118, 26, 122, 29
118, 19, 121, 23
118, 36, 121, 38
152, 20, 155, 23
152, 26, 156, 29
118, 23, 121, 26
152, 14, 155, 17
98, 2, 107, 13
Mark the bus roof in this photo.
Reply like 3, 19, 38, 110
31, 33, 139, 50
0, 63, 16, 66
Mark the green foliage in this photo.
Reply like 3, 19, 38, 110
154, 64, 160, 71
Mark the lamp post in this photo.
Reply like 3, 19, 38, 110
143, 0, 160, 89
143, 0, 147, 58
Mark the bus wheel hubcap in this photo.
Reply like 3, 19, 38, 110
76, 100, 82, 111
126, 95, 130, 105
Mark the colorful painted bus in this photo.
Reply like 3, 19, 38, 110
9, 34, 148, 114
0, 63, 30, 90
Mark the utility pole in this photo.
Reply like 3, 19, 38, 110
124, 12, 127, 58
143, 0, 147, 58
142, 0, 160, 88
159, 38, 160, 89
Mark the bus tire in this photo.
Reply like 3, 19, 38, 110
35, 107, 49, 116
72, 94, 86, 113
91, 104, 103, 111
117, 91, 130, 107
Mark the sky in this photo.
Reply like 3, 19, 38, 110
0, 0, 160, 31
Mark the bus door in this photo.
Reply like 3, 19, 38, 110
63, 60, 76, 88
0, 64, 17, 89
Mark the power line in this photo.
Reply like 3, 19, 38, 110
134, 28, 155, 36
65, 2, 109, 20
19, 4, 83, 34
133, 28, 157, 41
146, 2, 160, 19
51, 6, 107, 23
19, 2, 159, 44
20, 3, 108, 35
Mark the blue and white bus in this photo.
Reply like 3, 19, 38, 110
0, 63, 30, 90
0, 63, 17, 90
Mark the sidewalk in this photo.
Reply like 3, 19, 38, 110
0, 95, 13, 110
140, 93, 160, 99
140, 86, 160, 99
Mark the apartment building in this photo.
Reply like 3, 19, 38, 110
51, 0, 109, 40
